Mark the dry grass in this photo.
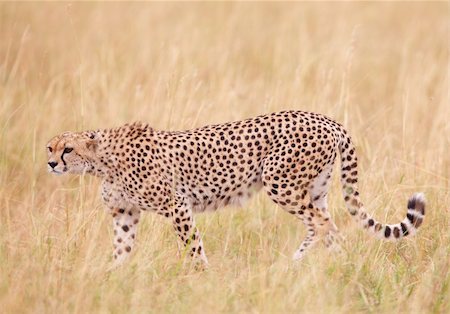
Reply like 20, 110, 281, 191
0, 2, 449, 313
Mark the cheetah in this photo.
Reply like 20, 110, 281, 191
46, 111, 425, 268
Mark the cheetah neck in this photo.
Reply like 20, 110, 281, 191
83, 129, 112, 178
85, 122, 154, 178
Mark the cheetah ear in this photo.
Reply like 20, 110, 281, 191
86, 139, 98, 152
85, 131, 97, 140
85, 131, 99, 152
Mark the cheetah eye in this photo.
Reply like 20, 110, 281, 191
47, 147, 53, 153
64, 147, 73, 154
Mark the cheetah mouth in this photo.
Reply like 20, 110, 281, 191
48, 167, 67, 175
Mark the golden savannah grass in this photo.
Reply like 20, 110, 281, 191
0, 2, 448, 313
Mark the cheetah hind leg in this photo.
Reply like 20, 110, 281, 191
292, 216, 321, 261
290, 202, 338, 261
309, 165, 343, 253
262, 161, 337, 261
322, 227, 343, 253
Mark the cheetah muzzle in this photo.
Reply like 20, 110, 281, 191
46, 111, 426, 268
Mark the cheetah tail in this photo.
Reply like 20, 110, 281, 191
338, 134, 425, 241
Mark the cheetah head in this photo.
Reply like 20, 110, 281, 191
46, 131, 99, 175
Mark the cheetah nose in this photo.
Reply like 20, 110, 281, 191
48, 161, 58, 168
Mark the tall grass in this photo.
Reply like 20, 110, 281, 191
0, 2, 448, 313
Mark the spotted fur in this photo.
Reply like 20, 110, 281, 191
46, 111, 425, 267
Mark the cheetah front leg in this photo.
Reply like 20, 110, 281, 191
109, 206, 141, 269
172, 199, 208, 267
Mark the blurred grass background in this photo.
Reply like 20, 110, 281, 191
0, 2, 448, 313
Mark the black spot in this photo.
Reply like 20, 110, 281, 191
400, 222, 409, 236
384, 226, 391, 238
393, 227, 400, 238
122, 225, 129, 232
407, 198, 416, 209
407, 213, 415, 224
